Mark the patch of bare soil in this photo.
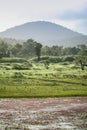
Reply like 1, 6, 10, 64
0, 97, 87, 130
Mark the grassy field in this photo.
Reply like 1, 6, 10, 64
0, 59, 87, 97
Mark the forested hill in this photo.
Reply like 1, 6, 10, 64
0, 21, 87, 46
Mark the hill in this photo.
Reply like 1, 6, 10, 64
0, 21, 87, 46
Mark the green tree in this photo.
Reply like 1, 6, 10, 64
78, 49, 87, 70
11, 43, 22, 56
0, 41, 9, 58
35, 43, 42, 61
51, 46, 63, 56
42, 46, 52, 56
19, 39, 36, 57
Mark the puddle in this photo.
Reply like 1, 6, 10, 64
28, 124, 50, 130
0, 109, 17, 113
58, 122, 76, 129
25, 122, 77, 130
37, 103, 87, 112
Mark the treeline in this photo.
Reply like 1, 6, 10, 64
0, 39, 87, 59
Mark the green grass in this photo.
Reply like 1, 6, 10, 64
0, 78, 87, 97
0, 62, 87, 97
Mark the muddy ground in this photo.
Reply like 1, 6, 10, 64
0, 97, 87, 130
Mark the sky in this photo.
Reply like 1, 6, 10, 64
0, 0, 87, 35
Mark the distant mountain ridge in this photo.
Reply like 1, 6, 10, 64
0, 21, 87, 46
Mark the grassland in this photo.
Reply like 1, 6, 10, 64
0, 58, 87, 97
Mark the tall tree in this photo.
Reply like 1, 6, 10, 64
78, 49, 87, 70
35, 43, 42, 61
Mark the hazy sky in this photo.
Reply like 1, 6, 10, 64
0, 0, 87, 34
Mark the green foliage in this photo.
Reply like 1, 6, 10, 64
44, 60, 50, 69
48, 57, 62, 63
35, 42, 42, 61
0, 52, 3, 58
0, 40, 10, 58
32, 56, 75, 63
12, 62, 32, 70
12, 64, 24, 70
0, 57, 27, 63
0, 39, 87, 59
63, 56, 75, 62
12, 72, 24, 78
76, 47, 87, 70
11, 43, 22, 56
20, 39, 36, 57
42, 46, 80, 56
0, 39, 87, 97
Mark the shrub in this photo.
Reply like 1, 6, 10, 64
12, 64, 23, 70
0, 58, 27, 63
63, 56, 75, 62
40, 56, 49, 60
61, 62, 69, 65
12, 72, 24, 78
48, 57, 62, 63
24, 62, 33, 67
12, 63, 32, 70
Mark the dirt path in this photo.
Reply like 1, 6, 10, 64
0, 97, 87, 130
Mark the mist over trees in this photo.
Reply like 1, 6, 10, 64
0, 39, 87, 63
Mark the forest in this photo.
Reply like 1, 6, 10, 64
0, 38, 87, 59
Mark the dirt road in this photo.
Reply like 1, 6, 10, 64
0, 97, 87, 130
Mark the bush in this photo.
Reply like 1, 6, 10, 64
24, 62, 33, 67
63, 56, 75, 62
48, 57, 62, 63
0, 53, 3, 58
40, 56, 49, 60
13, 72, 24, 78
12, 62, 32, 70
61, 62, 69, 65
12, 64, 23, 70
0, 58, 27, 63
